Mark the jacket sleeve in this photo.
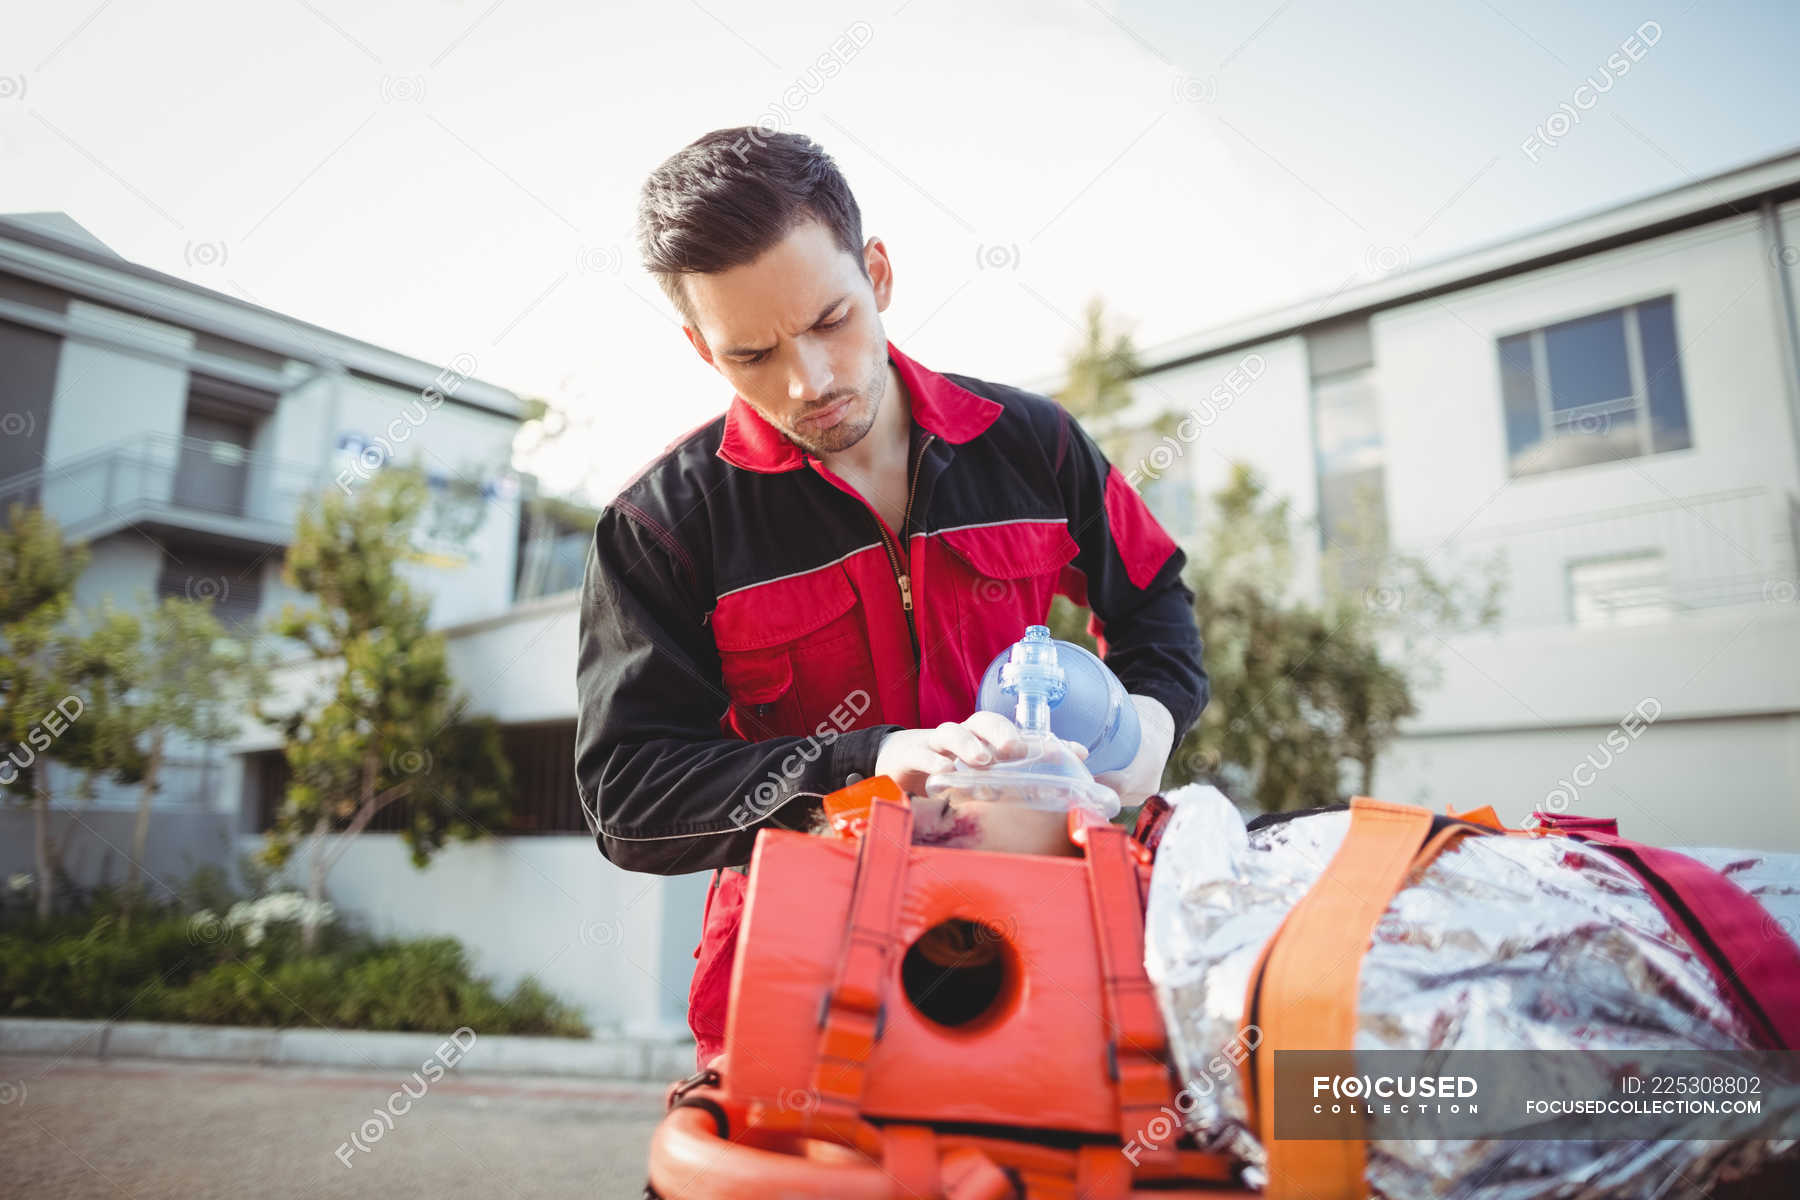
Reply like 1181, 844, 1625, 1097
574, 502, 902, 875
1050, 405, 1209, 744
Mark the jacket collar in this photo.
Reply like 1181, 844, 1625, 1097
716, 339, 1004, 473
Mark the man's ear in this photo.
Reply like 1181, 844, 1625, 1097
865, 236, 894, 314
682, 323, 716, 369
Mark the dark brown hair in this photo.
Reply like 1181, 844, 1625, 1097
635, 127, 867, 324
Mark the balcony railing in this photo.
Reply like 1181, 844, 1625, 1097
1449, 486, 1800, 630
0, 433, 324, 547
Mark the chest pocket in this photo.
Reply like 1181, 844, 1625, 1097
933, 519, 1082, 695
710, 563, 880, 742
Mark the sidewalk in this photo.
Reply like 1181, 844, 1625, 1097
1, 1054, 667, 1200
0, 1016, 695, 1081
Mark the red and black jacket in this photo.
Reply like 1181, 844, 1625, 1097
574, 340, 1208, 878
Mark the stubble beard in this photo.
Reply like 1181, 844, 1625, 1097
786, 349, 887, 456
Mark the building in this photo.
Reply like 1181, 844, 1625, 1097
0, 213, 526, 627
0, 212, 697, 1037
1030, 146, 1800, 851
12, 141, 1797, 1041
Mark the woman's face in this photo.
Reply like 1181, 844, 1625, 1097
910, 794, 1083, 857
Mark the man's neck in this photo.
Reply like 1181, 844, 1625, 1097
818, 357, 913, 477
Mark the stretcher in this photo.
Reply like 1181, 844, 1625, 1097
644, 777, 1800, 1198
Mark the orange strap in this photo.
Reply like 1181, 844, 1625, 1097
653, 1101, 1248, 1200
809, 792, 913, 1127
940, 1146, 1015, 1200
1082, 822, 1180, 1167
882, 1123, 941, 1198
1447, 803, 1503, 830
1241, 798, 1433, 1200
1409, 821, 1480, 886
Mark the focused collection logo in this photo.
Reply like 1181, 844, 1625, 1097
1311, 1073, 1480, 1115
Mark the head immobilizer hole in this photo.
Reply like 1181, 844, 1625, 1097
900, 918, 1017, 1030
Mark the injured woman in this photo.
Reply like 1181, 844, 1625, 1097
803, 756, 1800, 1197
1139, 783, 1800, 1198
751, 754, 1800, 1199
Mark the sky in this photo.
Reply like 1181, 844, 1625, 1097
3, 0, 1797, 503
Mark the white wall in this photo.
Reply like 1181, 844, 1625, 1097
328, 372, 522, 626
1129, 212, 1800, 850
1380, 711, 1800, 853
231, 596, 711, 1040
1134, 336, 1316, 515
1132, 335, 1322, 591
245, 592, 579, 743
0, 807, 240, 903
261, 364, 336, 470
1376, 214, 1800, 549
43, 301, 193, 462
38, 302, 193, 531
1779, 197, 1800, 474
70, 532, 162, 615
247, 832, 707, 1038
1130, 212, 1800, 620
36, 314, 523, 634
1384, 604, 1800, 850
436, 592, 580, 723
1399, 600, 1800, 731
1368, 217, 1800, 849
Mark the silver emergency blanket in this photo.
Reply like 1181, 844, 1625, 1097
1143, 784, 1800, 1198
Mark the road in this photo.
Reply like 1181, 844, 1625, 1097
11, 1053, 1800, 1199
0, 1055, 667, 1199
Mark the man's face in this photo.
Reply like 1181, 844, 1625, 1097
680, 218, 895, 456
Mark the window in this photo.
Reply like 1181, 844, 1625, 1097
499, 721, 588, 833
1498, 296, 1692, 477
1568, 551, 1674, 627
1133, 438, 1199, 541
244, 721, 590, 835
1307, 317, 1388, 588
0, 318, 59, 495
175, 383, 272, 517
156, 545, 265, 628
1314, 367, 1387, 550
515, 499, 602, 601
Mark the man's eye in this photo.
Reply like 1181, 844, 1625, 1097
736, 314, 842, 364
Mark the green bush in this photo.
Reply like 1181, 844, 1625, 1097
0, 903, 589, 1038
0, 915, 208, 1016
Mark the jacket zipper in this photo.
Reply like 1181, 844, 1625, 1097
873, 433, 932, 662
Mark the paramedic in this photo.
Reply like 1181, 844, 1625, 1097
575, 127, 1209, 1067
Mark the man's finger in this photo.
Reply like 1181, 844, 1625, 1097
902, 747, 957, 780
962, 710, 1027, 759
928, 721, 998, 766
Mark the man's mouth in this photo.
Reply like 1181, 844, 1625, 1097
801, 395, 854, 429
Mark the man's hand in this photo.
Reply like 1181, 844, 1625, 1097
1092, 694, 1175, 811
874, 711, 1094, 797
874, 711, 1030, 797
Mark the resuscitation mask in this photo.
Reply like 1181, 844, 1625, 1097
924, 625, 1131, 821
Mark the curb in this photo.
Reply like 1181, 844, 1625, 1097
0, 1018, 695, 1081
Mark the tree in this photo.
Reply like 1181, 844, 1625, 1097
109, 595, 271, 926
0, 505, 145, 917
1056, 297, 1188, 466
257, 467, 512, 949
1163, 465, 1498, 810
1056, 297, 1142, 453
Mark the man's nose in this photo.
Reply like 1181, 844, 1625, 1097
787, 342, 834, 404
